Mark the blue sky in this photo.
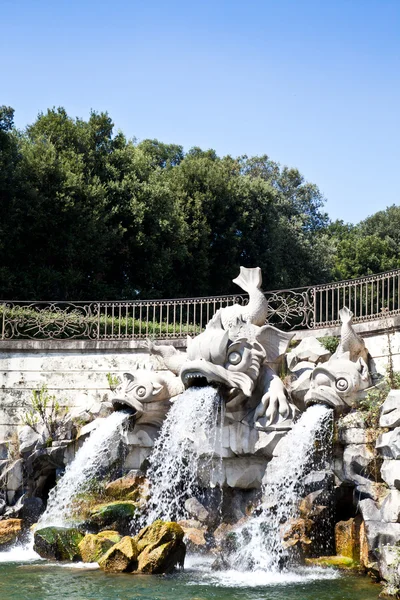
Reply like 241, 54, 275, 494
2, 0, 399, 224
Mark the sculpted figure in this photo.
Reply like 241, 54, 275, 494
304, 308, 372, 414
112, 366, 184, 427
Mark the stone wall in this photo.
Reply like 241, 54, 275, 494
0, 339, 186, 440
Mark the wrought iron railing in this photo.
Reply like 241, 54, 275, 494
1, 268, 400, 340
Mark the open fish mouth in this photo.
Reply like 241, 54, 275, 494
304, 386, 345, 412
180, 360, 255, 397
111, 397, 142, 416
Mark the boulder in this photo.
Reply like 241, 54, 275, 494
381, 490, 400, 523
381, 460, 400, 490
105, 475, 149, 504
286, 337, 331, 370
363, 521, 400, 559
380, 390, 400, 429
377, 429, 400, 460
79, 530, 122, 563
339, 427, 377, 445
343, 444, 382, 492
184, 497, 209, 524
0, 519, 23, 546
177, 520, 207, 552
335, 517, 361, 561
98, 535, 138, 572
378, 545, 400, 593
134, 520, 186, 573
359, 498, 382, 522
18, 425, 45, 454
33, 527, 84, 561
305, 556, 356, 569
88, 501, 138, 534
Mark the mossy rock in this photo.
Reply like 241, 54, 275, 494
78, 530, 122, 563
105, 475, 149, 503
89, 501, 138, 534
0, 519, 23, 547
98, 535, 138, 573
305, 556, 358, 569
134, 520, 186, 573
33, 527, 84, 561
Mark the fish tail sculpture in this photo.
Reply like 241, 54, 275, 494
335, 307, 369, 363
221, 266, 269, 329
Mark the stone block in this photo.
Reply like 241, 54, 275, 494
376, 428, 400, 460
381, 490, 400, 523
381, 460, 400, 490
380, 390, 400, 429
286, 337, 331, 370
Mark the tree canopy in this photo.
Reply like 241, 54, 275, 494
0, 106, 397, 300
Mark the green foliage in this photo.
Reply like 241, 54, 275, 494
0, 107, 333, 300
23, 384, 66, 441
318, 336, 339, 354
106, 373, 120, 391
358, 386, 387, 429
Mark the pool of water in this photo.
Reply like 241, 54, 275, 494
0, 554, 380, 600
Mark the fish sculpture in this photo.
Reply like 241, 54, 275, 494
334, 307, 369, 363
218, 266, 269, 330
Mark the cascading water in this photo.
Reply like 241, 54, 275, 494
38, 410, 130, 528
143, 386, 223, 525
228, 404, 333, 572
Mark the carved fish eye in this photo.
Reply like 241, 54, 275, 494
227, 351, 242, 365
136, 386, 147, 398
336, 378, 348, 392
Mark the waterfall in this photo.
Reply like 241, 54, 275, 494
144, 386, 222, 525
229, 404, 333, 572
38, 411, 129, 528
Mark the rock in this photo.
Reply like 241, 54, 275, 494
281, 517, 313, 550
224, 457, 267, 489
335, 517, 361, 561
0, 519, 23, 546
378, 545, 400, 591
339, 427, 377, 445
359, 498, 382, 522
33, 527, 84, 561
184, 497, 209, 523
18, 426, 44, 454
381, 491, 400, 523
343, 444, 382, 492
377, 429, 400, 460
380, 390, 400, 429
77, 420, 99, 439
134, 520, 186, 573
177, 520, 207, 552
0, 441, 9, 460
363, 521, 400, 559
381, 460, 400, 490
286, 337, 331, 370
290, 369, 313, 402
98, 535, 138, 572
79, 530, 122, 563
339, 411, 367, 430
305, 556, 356, 569
89, 501, 138, 534
4, 459, 24, 504
105, 475, 149, 503
19, 496, 45, 524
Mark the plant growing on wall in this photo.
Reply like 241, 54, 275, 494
23, 384, 67, 443
106, 373, 121, 391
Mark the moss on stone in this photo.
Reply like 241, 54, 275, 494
98, 535, 138, 573
305, 556, 358, 569
78, 530, 122, 563
33, 526, 84, 561
89, 501, 138, 533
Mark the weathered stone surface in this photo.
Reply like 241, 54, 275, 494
134, 520, 186, 573
359, 498, 382, 522
290, 369, 313, 402
105, 475, 149, 503
184, 498, 209, 524
286, 337, 331, 370
377, 429, 400, 460
225, 458, 267, 489
343, 444, 382, 490
98, 535, 138, 572
339, 427, 377, 445
19, 496, 45, 524
79, 530, 122, 563
177, 520, 207, 551
363, 521, 400, 559
0, 519, 22, 546
305, 556, 356, 569
381, 460, 400, 490
381, 490, 400, 523
378, 545, 400, 591
380, 390, 400, 429
335, 517, 361, 561
33, 527, 84, 561
89, 501, 138, 534
18, 425, 44, 454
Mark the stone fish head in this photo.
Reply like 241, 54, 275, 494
304, 354, 371, 414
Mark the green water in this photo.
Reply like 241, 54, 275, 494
0, 557, 380, 600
